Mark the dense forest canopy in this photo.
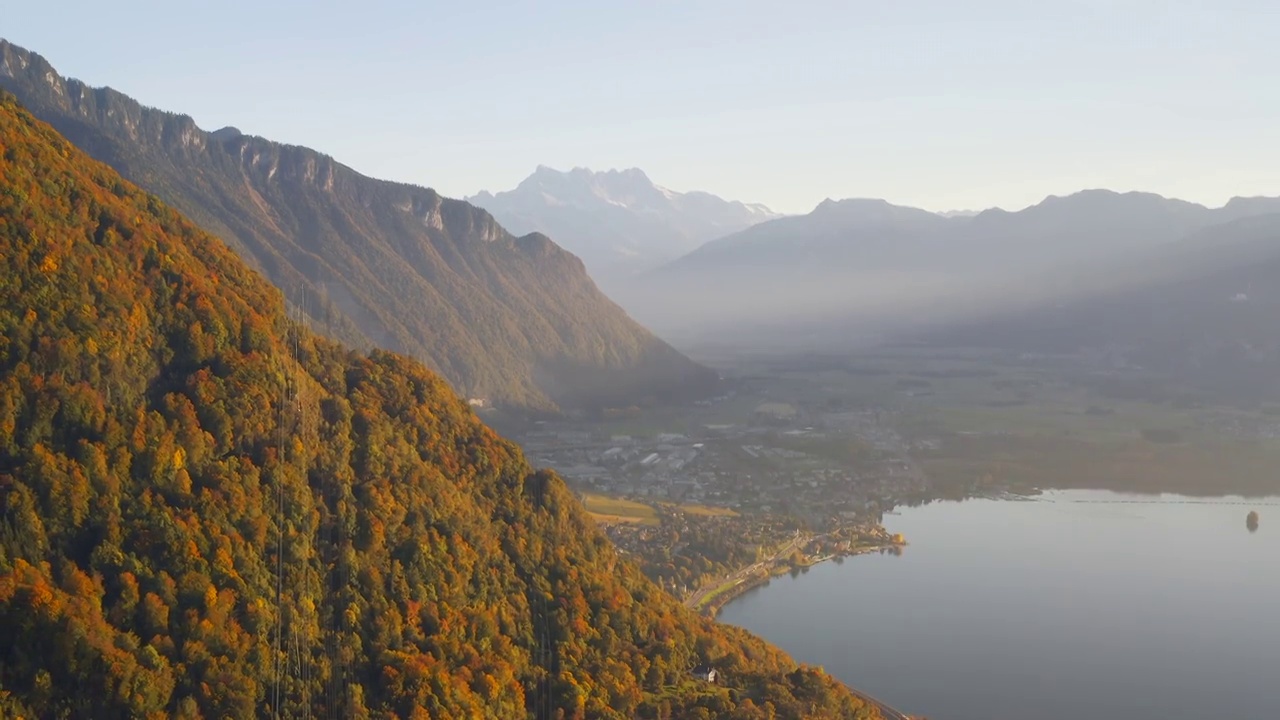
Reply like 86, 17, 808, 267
0, 92, 879, 719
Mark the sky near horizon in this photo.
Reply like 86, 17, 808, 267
6, 0, 1279, 214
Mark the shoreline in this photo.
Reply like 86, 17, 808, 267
840, 682, 911, 720
698, 542, 901, 619
697, 543, 914, 719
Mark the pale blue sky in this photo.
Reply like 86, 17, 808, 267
6, 1, 1279, 214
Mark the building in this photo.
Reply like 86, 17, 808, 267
690, 665, 717, 683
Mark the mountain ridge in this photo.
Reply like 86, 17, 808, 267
628, 186, 1280, 342
924, 209, 1280, 401
0, 38, 716, 413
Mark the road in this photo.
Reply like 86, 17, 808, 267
682, 530, 805, 611
844, 685, 910, 720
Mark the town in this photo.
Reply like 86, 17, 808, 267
509, 388, 932, 611
518, 400, 933, 525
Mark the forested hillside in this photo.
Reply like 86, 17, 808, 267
0, 93, 878, 718
0, 39, 716, 412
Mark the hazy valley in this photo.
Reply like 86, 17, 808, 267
4, 8, 1280, 719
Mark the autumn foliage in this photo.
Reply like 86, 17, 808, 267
0, 93, 878, 719
0, 39, 719, 413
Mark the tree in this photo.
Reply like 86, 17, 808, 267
0, 92, 879, 720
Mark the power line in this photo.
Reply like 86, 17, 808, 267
274, 288, 311, 719
273, 341, 285, 717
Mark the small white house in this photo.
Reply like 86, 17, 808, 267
691, 665, 717, 683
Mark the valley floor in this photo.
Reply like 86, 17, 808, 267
498, 343, 1280, 624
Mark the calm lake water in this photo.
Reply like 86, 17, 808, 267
718, 490, 1280, 720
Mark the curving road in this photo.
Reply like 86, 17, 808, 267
682, 531, 805, 611
843, 685, 910, 720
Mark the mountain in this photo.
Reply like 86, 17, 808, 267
663, 190, 1221, 278
668, 198, 954, 272
958, 189, 1212, 268
0, 40, 715, 413
468, 166, 779, 286
629, 198, 961, 339
633, 189, 1280, 344
928, 211, 1280, 402
0, 91, 882, 719
1217, 195, 1280, 223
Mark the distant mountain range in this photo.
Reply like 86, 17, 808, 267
0, 39, 716, 412
927, 210, 1280, 401
468, 166, 779, 287
627, 189, 1280, 344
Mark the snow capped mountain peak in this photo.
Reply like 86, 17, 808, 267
467, 167, 782, 285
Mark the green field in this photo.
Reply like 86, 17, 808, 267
709, 349, 1280, 496
581, 492, 742, 525
884, 360, 1280, 495
581, 492, 660, 525
919, 432, 1280, 496
672, 502, 739, 518
693, 576, 751, 612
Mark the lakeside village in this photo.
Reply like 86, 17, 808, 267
514, 401, 924, 611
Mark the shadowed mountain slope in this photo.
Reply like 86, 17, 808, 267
0, 39, 715, 413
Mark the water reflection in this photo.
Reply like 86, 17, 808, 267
719, 489, 1280, 720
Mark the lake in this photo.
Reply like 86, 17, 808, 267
718, 490, 1280, 720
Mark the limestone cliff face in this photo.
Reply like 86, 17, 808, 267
1, 39, 716, 411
